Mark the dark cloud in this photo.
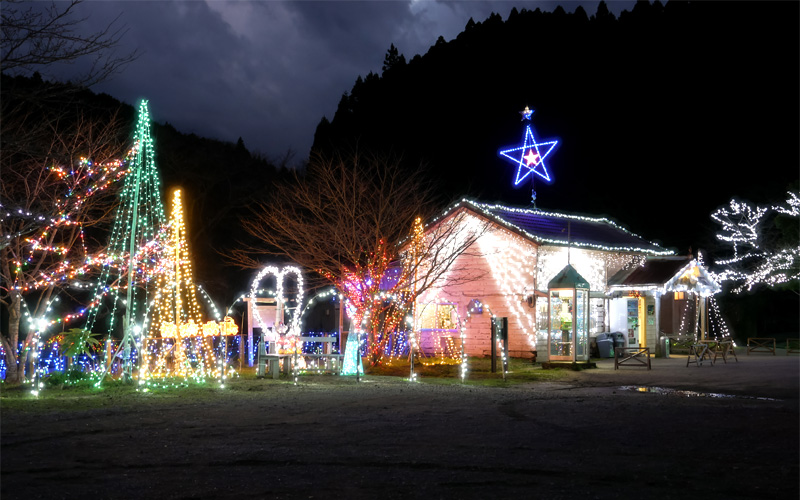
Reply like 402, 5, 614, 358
28, 1, 634, 161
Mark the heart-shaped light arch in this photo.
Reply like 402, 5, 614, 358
250, 265, 305, 336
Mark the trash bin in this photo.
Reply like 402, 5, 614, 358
659, 336, 670, 358
596, 333, 614, 358
610, 332, 626, 356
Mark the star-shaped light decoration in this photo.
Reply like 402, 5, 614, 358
520, 106, 533, 121
498, 112, 558, 185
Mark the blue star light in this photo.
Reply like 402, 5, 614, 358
498, 123, 558, 185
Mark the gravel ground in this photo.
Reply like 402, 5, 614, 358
2, 354, 798, 500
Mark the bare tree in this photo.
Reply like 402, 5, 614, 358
710, 192, 800, 294
0, 105, 129, 383
229, 151, 486, 365
1, 0, 139, 382
1, 0, 137, 87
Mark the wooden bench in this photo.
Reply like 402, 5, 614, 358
786, 339, 800, 355
261, 352, 344, 379
615, 347, 651, 370
747, 337, 776, 355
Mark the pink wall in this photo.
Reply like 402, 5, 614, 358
417, 224, 539, 359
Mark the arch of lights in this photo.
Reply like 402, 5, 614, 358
412, 294, 505, 383
249, 265, 305, 381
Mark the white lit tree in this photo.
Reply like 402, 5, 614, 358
710, 191, 799, 294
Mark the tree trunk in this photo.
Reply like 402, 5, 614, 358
2, 291, 23, 383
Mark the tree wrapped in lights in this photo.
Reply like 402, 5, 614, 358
711, 191, 799, 294
230, 151, 487, 367
1, 0, 137, 383
325, 238, 413, 367
84, 100, 167, 379
0, 104, 129, 383
142, 188, 218, 380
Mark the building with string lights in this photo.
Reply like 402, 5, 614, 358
413, 198, 722, 364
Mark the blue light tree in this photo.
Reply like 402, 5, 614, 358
341, 331, 364, 377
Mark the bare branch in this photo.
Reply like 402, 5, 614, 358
0, 99, 129, 383
710, 192, 800, 293
227, 151, 488, 365
1, 0, 138, 87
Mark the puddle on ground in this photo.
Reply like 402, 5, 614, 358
618, 385, 780, 401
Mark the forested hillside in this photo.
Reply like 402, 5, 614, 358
1, 74, 288, 305
3, 1, 797, 334
312, 0, 799, 253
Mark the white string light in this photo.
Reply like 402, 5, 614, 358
711, 192, 799, 293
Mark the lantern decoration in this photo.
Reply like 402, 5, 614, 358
220, 316, 239, 336
203, 321, 220, 338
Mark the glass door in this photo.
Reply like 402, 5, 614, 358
626, 298, 639, 346
549, 290, 574, 361
576, 289, 587, 358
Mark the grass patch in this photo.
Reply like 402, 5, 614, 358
1, 356, 580, 411
365, 356, 572, 387
0, 374, 233, 409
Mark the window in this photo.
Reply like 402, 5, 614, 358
419, 302, 458, 331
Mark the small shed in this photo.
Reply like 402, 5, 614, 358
607, 257, 721, 353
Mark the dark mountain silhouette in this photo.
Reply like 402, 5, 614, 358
312, 0, 799, 255
2, 73, 288, 306
4, 1, 797, 335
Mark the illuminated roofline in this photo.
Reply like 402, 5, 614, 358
665, 259, 721, 295
428, 199, 675, 256
608, 259, 721, 296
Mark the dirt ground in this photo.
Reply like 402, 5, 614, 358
2, 353, 798, 500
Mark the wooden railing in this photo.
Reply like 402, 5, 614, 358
747, 337, 776, 355
614, 347, 651, 370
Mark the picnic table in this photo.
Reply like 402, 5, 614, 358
258, 336, 343, 379
698, 339, 738, 364
297, 336, 343, 374
687, 344, 709, 367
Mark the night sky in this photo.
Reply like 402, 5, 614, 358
19, 0, 799, 260
32, 1, 635, 159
